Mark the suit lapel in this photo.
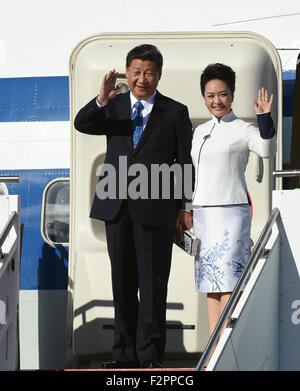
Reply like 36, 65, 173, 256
115, 90, 131, 119
113, 91, 133, 151
132, 91, 167, 156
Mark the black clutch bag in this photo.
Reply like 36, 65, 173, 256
174, 230, 200, 256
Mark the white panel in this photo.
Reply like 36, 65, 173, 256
211, 237, 280, 371
0, 122, 70, 170
19, 291, 39, 370
272, 190, 300, 370
206, 329, 238, 371
231, 242, 280, 371
209, 191, 300, 371
19, 290, 67, 369
0, 195, 20, 371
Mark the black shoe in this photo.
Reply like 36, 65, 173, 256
140, 360, 162, 369
101, 360, 139, 369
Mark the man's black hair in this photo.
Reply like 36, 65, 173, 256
126, 44, 163, 72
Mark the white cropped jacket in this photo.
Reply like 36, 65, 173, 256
191, 110, 277, 207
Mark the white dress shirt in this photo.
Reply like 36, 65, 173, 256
129, 91, 156, 128
191, 110, 277, 207
96, 91, 156, 128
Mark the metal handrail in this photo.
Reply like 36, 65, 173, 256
195, 207, 280, 371
273, 170, 300, 178
0, 240, 18, 281
0, 212, 18, 249
0, 176, 20, 183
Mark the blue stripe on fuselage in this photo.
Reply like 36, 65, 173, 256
0, 71, 296, 122
0, 169, 69, 290
0, 77, 69, 122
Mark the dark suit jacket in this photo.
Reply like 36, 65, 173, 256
74, 90, 193, 228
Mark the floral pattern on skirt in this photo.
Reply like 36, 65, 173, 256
193, 205, 251, 293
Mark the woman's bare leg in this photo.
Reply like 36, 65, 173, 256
207, 292, 221, 336
204, 292, 231, 368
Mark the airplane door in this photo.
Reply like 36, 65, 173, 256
68, 32, 281, 361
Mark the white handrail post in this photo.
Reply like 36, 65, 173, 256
0, 195, 21, 371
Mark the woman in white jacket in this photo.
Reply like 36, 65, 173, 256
191, 63, 276, 338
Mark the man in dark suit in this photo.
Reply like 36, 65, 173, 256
74, 44, 193, 369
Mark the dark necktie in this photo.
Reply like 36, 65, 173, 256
132, 101, 144, 149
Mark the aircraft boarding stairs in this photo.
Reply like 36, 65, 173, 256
1, 174, 300, 371
68, 174, 300, 371
196, 173, 300, 371
0, 177, 21, 371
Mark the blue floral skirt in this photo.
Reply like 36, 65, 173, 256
193, 205, 251, 293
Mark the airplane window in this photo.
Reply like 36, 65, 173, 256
0, 183, 8, 195
116, 73, 129, 94
43, 179, 69, 245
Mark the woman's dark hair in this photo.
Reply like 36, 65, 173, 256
200, 63, 236, 97
126, 44, 163, 72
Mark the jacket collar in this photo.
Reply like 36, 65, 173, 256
129, 90, 157, 110
212, 109, 236, 124
131, 90, 168, 155
112, 90, 168, 155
